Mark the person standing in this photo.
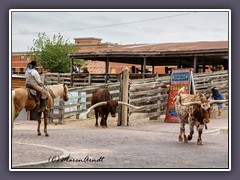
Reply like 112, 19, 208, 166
211, 87, 224, 119
25, 60, 47, 112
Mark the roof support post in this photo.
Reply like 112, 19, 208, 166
193, 56, 198, 73
105, 57, 109, 74
203, 57, 206, 72
142, 57, 146, 78
152, 64, 155, 74
105, 57, 109, 83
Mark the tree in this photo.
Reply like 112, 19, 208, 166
28, 33, 76, 73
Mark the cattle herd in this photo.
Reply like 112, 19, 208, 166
86, 87, 228, 145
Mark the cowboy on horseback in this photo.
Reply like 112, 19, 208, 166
25, 60, 47, 112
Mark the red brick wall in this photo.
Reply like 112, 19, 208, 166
12, 54, 29, 73
12, 54, 43, 73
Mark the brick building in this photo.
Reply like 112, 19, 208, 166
12, 52, 42, 74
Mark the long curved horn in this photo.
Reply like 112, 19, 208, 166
181, 101, 201, 106
210, 99, 228, 104
86, 101, 107, 115
118, 101, 144, 109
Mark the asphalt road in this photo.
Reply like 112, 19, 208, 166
11, 116, 229, 170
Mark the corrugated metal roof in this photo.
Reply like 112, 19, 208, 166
70, 41, 228, 55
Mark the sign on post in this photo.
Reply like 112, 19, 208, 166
165, 68, 193, 123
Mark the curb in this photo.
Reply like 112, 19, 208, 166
11, 142, 70, 169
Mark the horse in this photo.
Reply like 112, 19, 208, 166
12, 83, 69, 136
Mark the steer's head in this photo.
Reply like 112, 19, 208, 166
198, 94, 212, 123
107, 100, 119, 117
180, 92, 228, 124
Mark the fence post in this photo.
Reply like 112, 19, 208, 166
59, 99, 64, 124
76, 91, 81, 119
121, 68, 130, 126
71, 74, 73, 86
42, 73, 46, 85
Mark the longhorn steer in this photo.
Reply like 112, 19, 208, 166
86, 88, 143, 127
174, 87, 228, 145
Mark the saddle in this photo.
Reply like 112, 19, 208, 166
27, 88, 40, 102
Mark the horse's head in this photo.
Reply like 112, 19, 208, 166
62, 83, 69, 101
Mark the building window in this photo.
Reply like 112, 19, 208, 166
12, 68, 16, 73
20, 55, 24, 61
19, 68, 24, 74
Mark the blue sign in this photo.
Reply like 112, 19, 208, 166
172, 72, 189, 82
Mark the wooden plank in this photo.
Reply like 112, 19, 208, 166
129, 88, 168, 97
129, 94, 168, 104
49, 113, 62, 119
63, 103, 81, 108
64, 110, 83, 118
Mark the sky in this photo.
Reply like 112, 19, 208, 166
11, 10, 229, 52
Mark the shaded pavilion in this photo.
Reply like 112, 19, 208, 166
69, 41, 228, 76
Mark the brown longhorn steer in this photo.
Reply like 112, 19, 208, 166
86, 88, 143, 127
174, 87, 228, 145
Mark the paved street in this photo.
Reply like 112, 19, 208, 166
11, 115, 229, 169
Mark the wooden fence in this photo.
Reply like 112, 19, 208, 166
45, 70, 229, 124
48, 82, 120, 123
42, 73, 157, 86
193, 70, 229, 99
128, 76, 170, 122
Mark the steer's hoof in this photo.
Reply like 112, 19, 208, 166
183, 135, 188, 143
45, 133, 49, 137
95, 124, 98, 127
197, 139, 203, 145
178, 135, 183, 142
37, 132, 41, 136
188, 135, 192, 141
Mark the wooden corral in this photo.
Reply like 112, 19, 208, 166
11, 70, 229, 124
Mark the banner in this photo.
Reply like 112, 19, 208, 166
165, 68, 192, 123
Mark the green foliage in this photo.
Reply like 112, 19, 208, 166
28, 33, 76, 73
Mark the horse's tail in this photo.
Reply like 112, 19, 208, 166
12, 90, 15, 130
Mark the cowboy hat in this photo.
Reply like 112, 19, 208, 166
30, 60, 38, 67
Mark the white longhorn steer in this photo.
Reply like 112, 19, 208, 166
174, 87, 228, 145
